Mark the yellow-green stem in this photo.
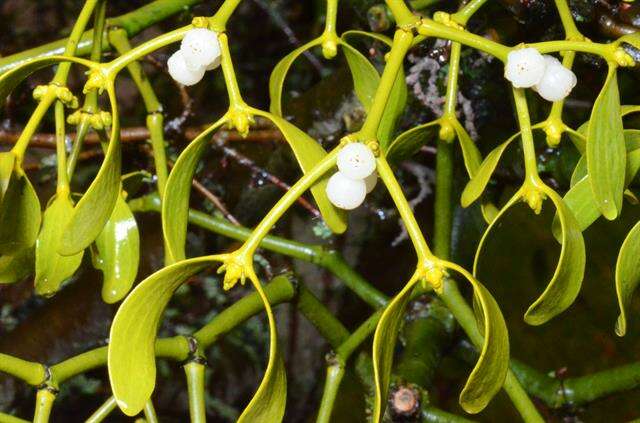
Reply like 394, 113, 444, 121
32, 388, 56, 423
512, 88, 539, 181
185, 361, 207, 423
219, 32, 245, 108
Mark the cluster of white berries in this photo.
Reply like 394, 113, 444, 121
326, 143, 378, 210
504, 48, 577, 102
168, 28, 221, 86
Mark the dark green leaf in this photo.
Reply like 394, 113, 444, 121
0, 168, 41, 254
386, 120, 440, 163
340, 41, 379, 112
95, 193, 139, 304
0, 248, 33, 284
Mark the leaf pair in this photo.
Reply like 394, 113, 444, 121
474, 185, 586, 325
372, 264, 508, 418
108, 257, 286, 421
163, 112, 346, 263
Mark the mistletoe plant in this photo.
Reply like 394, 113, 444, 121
1, 0, 640, 422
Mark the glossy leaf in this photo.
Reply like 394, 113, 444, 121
269, 38, 322, 116
162, 118, 228, 263
0, 248, 33, 284
444, 264, 509, 413
615, 221, 640, 336
256, 110, 346, 234
60, 87, 121, 255
0, 55, 93, 108
94, 193, 139, 304
0, 151, 15, 200
237, 272, 287, 422
34, 194, 84, 296
461, 132, 520, 207
586, 66, 625, 220
0, 168, 41, 254
372, 274, 419, 421
340, 41, 379, 112
108, 256, 217, 416
386, 120, 440, 163
524, 188, 585, 325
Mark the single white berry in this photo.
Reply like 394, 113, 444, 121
337, 143, 376, 180
364, 171, 378, 193
533, 55, 577, 102
504, 47, 546, 88
326, 172, 367, 210
181, 28, 221, 71
167, 50, 206, 86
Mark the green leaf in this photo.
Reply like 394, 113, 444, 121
269, 38, 322, 116
0, 151, 16, 200
461, 132, 520, 208
94, 193, 139, 304
256, 110, 346, 234
566, 124, 586, 155
524, 189, 585, 324
0, 168, 41, 254
570, 156, 587, 187
621, 105, 640, 117
615, 221, 640, 336
34, 193, 84, 296
586, 66, 626, 220
372, 274, 419, 421
451, 119, 482, 178
444, 265, 509, 413
0, 248, 34, 284
0, 55, 93, 108
237, 274, 287, 422
108, 256, 217, 416
340, 41, 379, 112
59, 87, 121, 255
162, 118, 228, 263
386, 120, 440, 163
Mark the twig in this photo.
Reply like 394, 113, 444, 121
191, 178, 241, 225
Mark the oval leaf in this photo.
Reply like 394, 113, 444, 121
269, 38, 322, 117
162, 117, 227, 263
615, 221, 640, 336
59, 87, 121, 255
461, 132, 520, 207
0, 168, 41, 254
386, 120, 440, 164
255, 110, 346, 234
586, 66, 626, 220
108, 256, 217, 416
95, 192, 139, 303
34, 193, 84, 296
372, 273, 419, 421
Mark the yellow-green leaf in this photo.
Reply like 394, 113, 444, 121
451, 119, 482, 178
108, 256, 217, 416
34, 193, 84, 296
372, 274, 419, 422
269, 38, 322, 116
256, 110, 346, 234
586, 66, 625, 220
60, 87, 121, 255
0, 151, 16, 200
162, 118, 228, 263
340, 40, 379, 112
525, 189, 585, 325
237, 273, 287, 422
461, 132, 520, 208
615, 221, 640, 336
0, 248, 33, 284
94, 193, 139, 304
386, 120, 440, 164
0, 168, 41, 254
443, 264, 509, 413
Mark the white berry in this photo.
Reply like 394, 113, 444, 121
181, 28, 221, 71
504, 48, 546, 88
534, 55, 577, 102
326, 172, 367, 210
337, 143, 376, 180
364, 171, 378, 193
167, 50, 206, 86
